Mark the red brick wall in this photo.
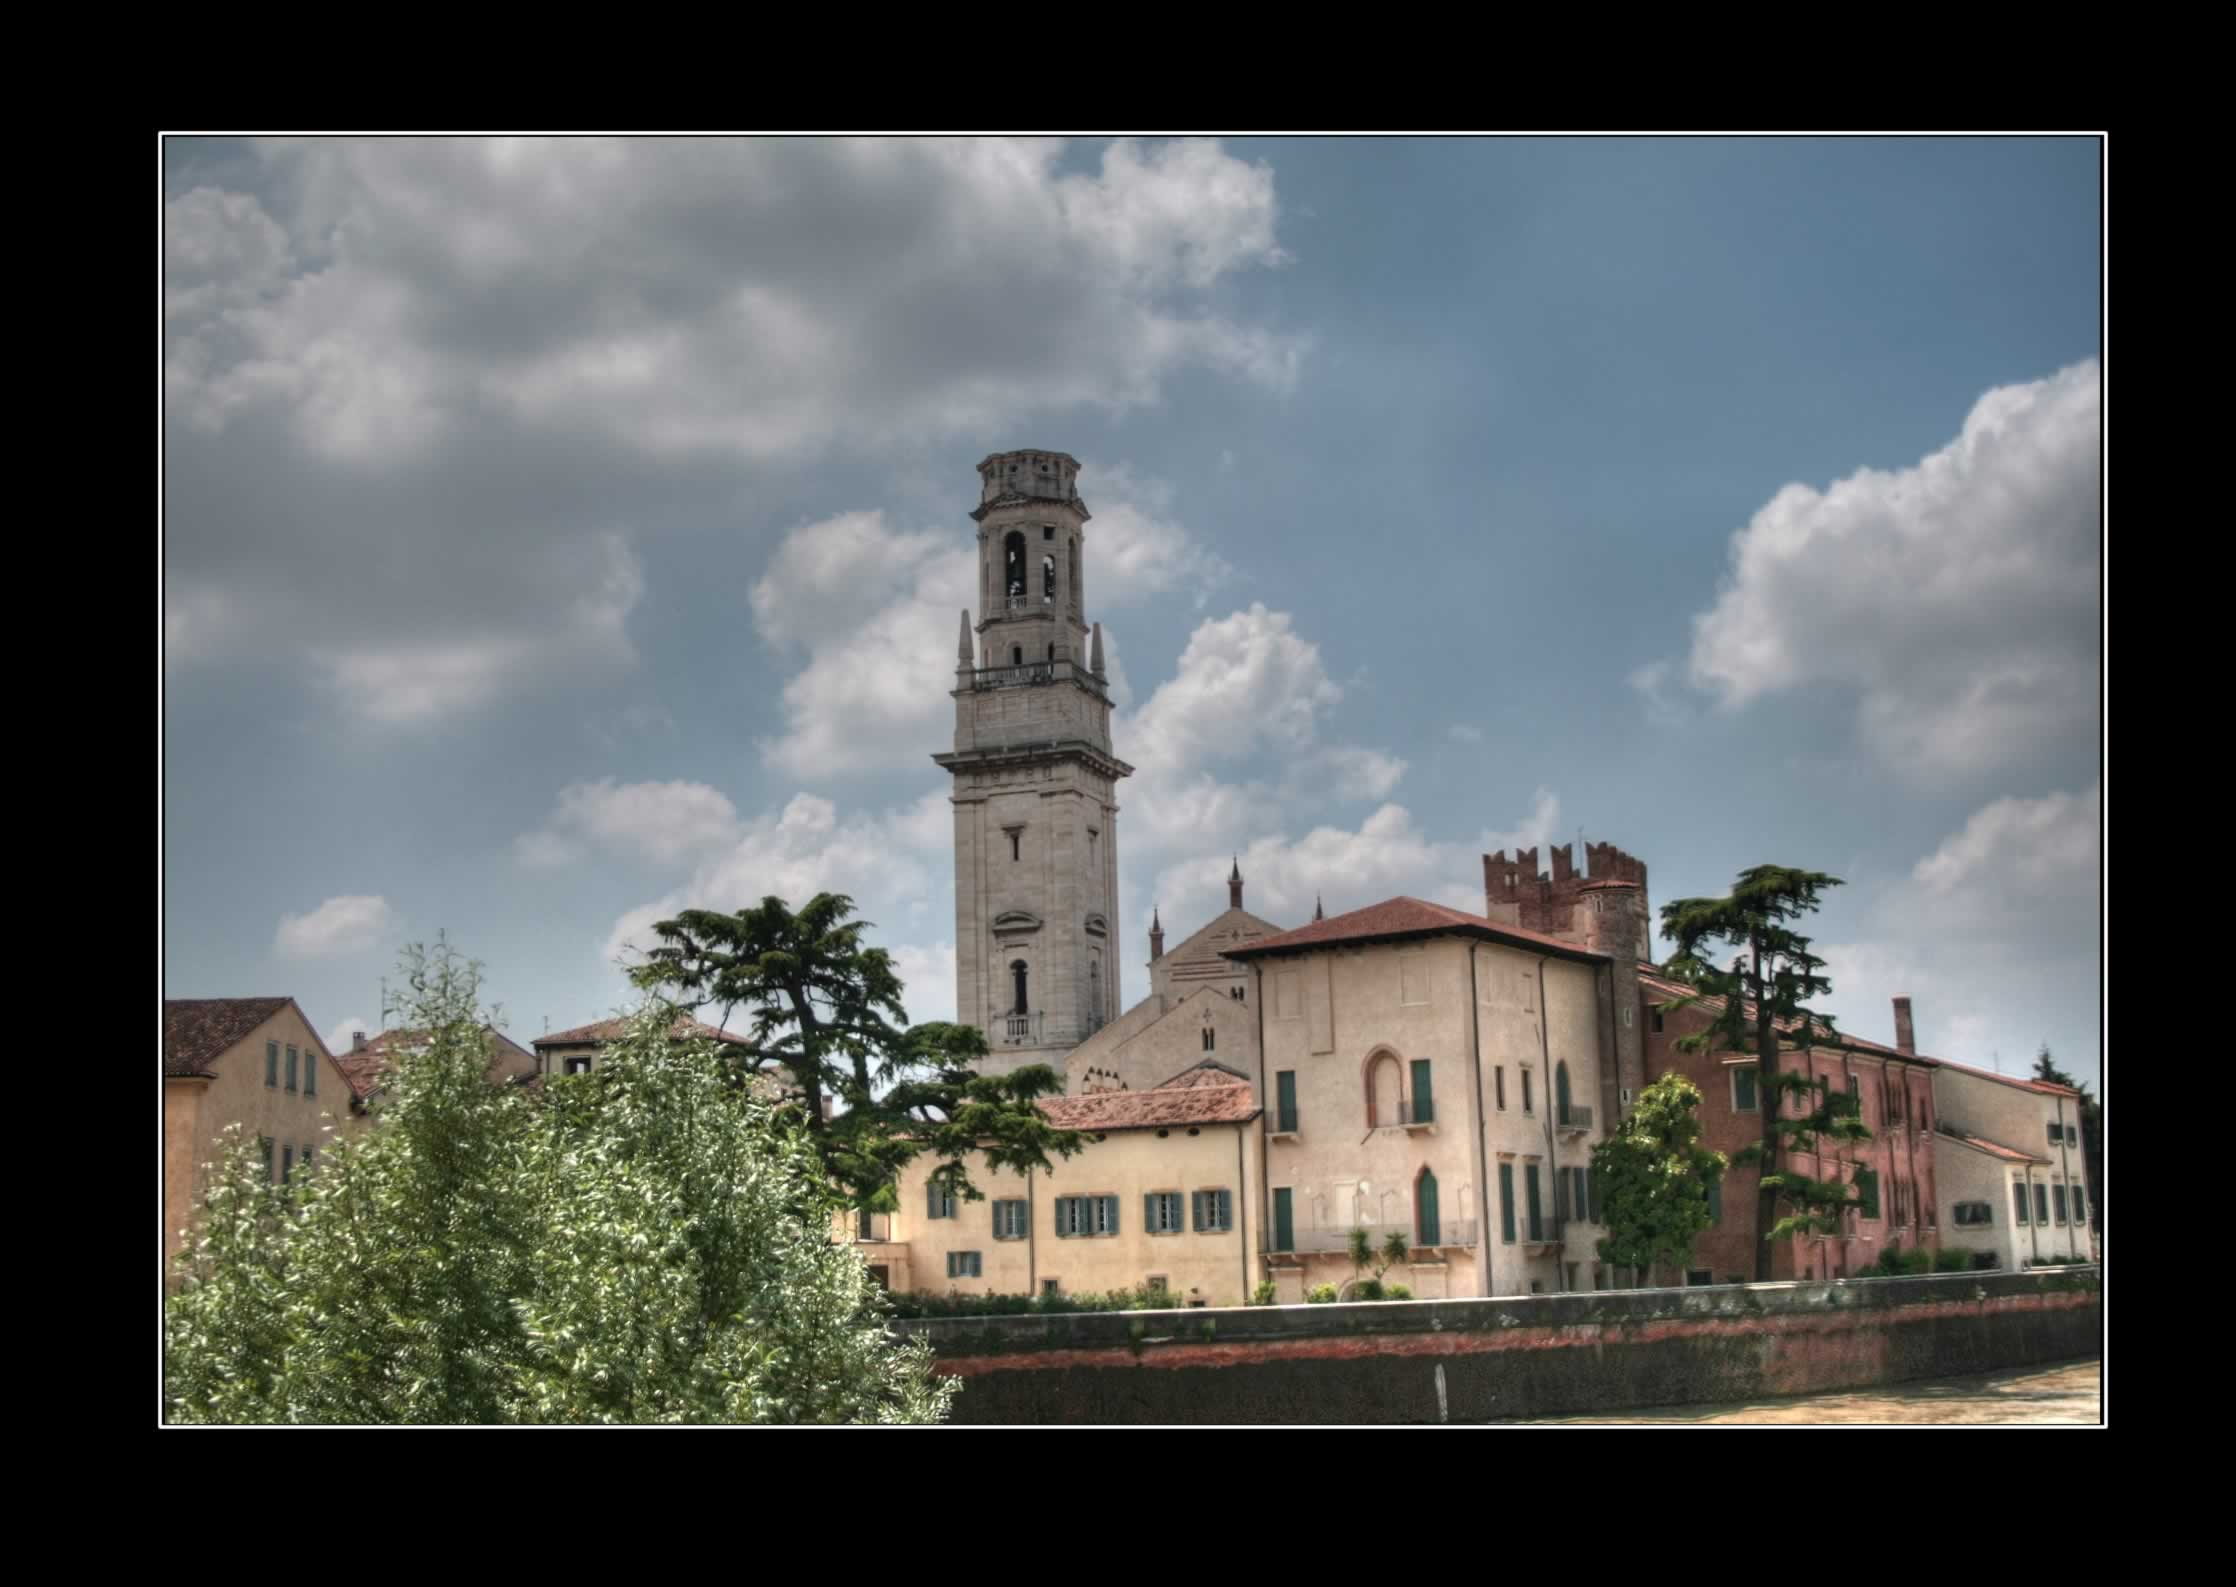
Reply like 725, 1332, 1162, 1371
1641, 993, 1938, 1281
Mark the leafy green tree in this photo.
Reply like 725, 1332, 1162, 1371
2033, 1044, 2102, 1235
165, 939, 957, 1425
628, 893, 1086, 1214
1659, 866, 1871, 1281
1591, 1073, 1728, 1286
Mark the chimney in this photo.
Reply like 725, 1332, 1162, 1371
1229, 857, 1244, 911
1893, 996, 1916, 1056
352, 1030, 369, 1052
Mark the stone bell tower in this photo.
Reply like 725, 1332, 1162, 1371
933, 450, 1133, 1078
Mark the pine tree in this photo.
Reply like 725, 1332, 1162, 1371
1659, 866, 1870, 1282
628, 892, 1087, 1215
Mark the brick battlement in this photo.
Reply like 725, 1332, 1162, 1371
1483, 841, 1648, 943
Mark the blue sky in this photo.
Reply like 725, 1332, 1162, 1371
162, 136, 2102, 1086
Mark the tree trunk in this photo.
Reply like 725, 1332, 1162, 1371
1752, 937, 1776, 1283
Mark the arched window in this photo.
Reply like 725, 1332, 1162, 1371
1011, 960, 1029, 1016
1042, 553, 1056, 602
1004, 531, 1026, 598
1556, 1060, 1573, 1124
1364, 1049, 1403, 1128
1416, 1167, 1441, 1248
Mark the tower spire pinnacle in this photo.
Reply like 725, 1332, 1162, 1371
1091, 621, 1105, 676
957, 608, 974, 666
1314, 894, 1325, 921
1229, 857, 1243, 910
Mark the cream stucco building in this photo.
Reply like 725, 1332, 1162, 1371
1929, 1050, 2093, 1271
163, 997, 359, 1277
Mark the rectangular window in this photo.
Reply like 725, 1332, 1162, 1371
1525, 1164, 1544, 1242
2014, 1183, 2030, 1225
1410, 1058, 1434, 1124
1495, 1066, 1506, 1111
285, 1045, 298, 1092
2047, 1121, 2060, 1147
1275, 1070, 1298, 1133
304, 1051, 316, 1097
1687, 1269, 1713, 1287
992, 1199, 1028, 1240
1732, 1067, 1759, 1112
1273, 1187, 1294, 1252
1856, 1169, 1880, 1219
1499, 1163, 1516, 1243
1954, 1200, 1993, 1227
1092, 1195, 1120, 1236
565, 1055, 591, 1075
2052, 1185, 2068, 1224
1055, 1196, 1086, 1238
281, 1145, 294, 1184
266, 1041, 279, 1088
1650, 1006, 1664, 1034
2034, 1185, 2050, 1226
1522, 1069, 1534, 1115
1707, 1176, 1723, 1226
2071, 1185, 2086, 1224
927, 1184, 956, 1220
1041, 1279, 1061, 1298
946, 1251, 981, 1279
1146, 1192, 1183, 1234
1202, 1026, 1215, 1053
1192, 1189, 1234, 1233
1587, 1164, 1603, 1224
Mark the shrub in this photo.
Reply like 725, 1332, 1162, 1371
1932, 1247, 1972, 1272
1353, 1278, 1385, 1301
1307, 1284, 1339, 1304
1250, 1280, 1278, 1307
1386, 1284, 1413, 1300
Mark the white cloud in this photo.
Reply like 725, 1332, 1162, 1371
1674, 360, 2100, 781
275, 895, 393, 960
516, 777, 743, 870
324, 1014, 373, 1053
1447, 724, 1484, 744
1819, 782, 2101, 1079
1083, 462, 1234, 608
889, 941, 958, 1026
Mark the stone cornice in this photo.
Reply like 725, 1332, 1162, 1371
970, 490, 1093, 524
933, 739, 1134, 781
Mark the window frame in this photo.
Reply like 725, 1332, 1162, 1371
992, 1199, 1028, 1241
1731, 1065, 1760, 1113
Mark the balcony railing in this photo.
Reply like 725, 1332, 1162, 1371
1004, 1011, 1042, 1043
1285, 1220, 1480, 1253
1557, 1103, 1593, 1134
1403, 1097, 1436, 1129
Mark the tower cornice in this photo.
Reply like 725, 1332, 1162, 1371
970, 490, 1092, 524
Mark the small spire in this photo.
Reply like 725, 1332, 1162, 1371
1090, 621, 1106, 676
1229, 857, 1243, 910
957, 609, 974, 666
1314, 894, 1325, 921
1149, 906, 1165, 961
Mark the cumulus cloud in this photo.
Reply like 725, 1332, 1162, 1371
516, 777, 744, 870
1669, 360, 2100, 782
275, 895, 393, 959
1820, 782, 2101, 1078
164, 138, 1300, 731
324, 1014, 374, 1052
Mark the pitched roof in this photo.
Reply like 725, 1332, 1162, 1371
1638, 971, 1939, 1067
1927, 1054, 2084, 1099
1159, 906, 1287, 978
1155, 1058, 1254, 1090
534, 1015, 754, 1050
331, 1025, 536, 1100
1230, 897, 1609, 964
1935, 1126, 2050, 1166
164, 998, 296, 1077
1038, 1081, 1258, 1132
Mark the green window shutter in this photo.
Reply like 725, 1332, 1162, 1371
928, 1182, 942, 1219
2072, 1185, 2085, 1223
1103, 1195, 1119, 1235
305, 1052, 316, 1097
1145, 1193, 1158, 1232
2014, 1184, 2029, 1225
1418, 1170, 1440, 1247
1495, 1067, 1505, 1110
1556, 1062, 1571, 1123
1219, 1189, 1232, 1231
1858, 1169, 1879, 1219
1276, 1070, 1297, 1133
1708, 1176, 1723, 1226
1411, 1058, 1434, 1124
1191, 1190, 1203, 1230
285, 1046, 297, 1092
1526, 1165, 1543, 1241
1499, 1164, 1516, 1243
266, 1042, 278, 1087
1735, 1068, 1757, 1111
1274, 1188, 1294, 1252
2053, 1186, 2067, 1224
2034, 1185, 2049, 1225
1588, 1165, 1603, 1224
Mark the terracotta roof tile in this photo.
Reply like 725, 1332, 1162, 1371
1039, 1081, 1258, 1132
1230, 896, 1608, 963
1639, 971, 1939, 1066
534, 1015, 754, 1049
331, 1025, 537, 1100
164, 998, 295, 1077
1935, 1126, 2050, 1166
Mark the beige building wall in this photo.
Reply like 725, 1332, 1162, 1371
1065, 986, 1258, 1099
1932, 1066, 2090, 1261
163, 1078, 209, 1276
167, 1005, 357, 1273
1256, 935, 1611, 1303
854, 1122, 1262, 1308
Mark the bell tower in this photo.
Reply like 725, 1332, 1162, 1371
934, 450, 1133, 1078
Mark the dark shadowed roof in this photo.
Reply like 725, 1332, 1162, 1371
1230, 897, 1608, 964
164, 998, 294, 1077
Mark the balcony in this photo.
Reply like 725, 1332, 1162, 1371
1402, 1097, 1437, 1134
1269, 1112, 1300, 1142
1004, 1011, 1043, 1044
1285, 1220, 1479, 1255
1556, 1103, 1593, 1138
